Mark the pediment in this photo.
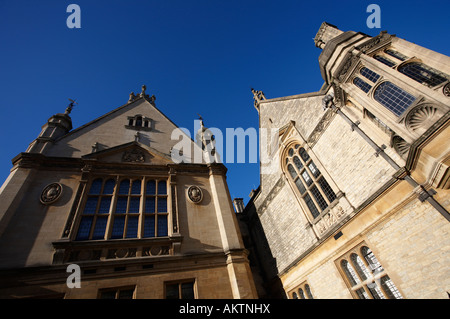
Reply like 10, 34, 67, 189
81, 141, 172, 165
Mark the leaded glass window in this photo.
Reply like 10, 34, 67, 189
353, 77, 372, 93
385, 49, 408, 61
398, 62, 448, 88
76, 178, 115, 240
374, 81, 416, 116
339, 244, 403, 299
360, 67, 380, 83
76, 176, 169, 241
373, 55, 396, 67
285, 145, 337, 219
290, 282, 314, 299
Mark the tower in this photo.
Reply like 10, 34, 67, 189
243, 22, 450, 299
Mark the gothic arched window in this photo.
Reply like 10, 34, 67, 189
373, 81, 416, 116
398, 62, 448, 88
285, 144, 336, 219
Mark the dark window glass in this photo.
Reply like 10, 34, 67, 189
318, 177, 337, 203
373, 55, 396, 67
158, 180, 167, 195
360, 67, 380, 83
158, 215, 168, 237
353, 77, 372, 93
89, 179, 102, 194
103, 179, 115, 194
311, 185, 328, 211
398, 62, 448, 87
76, 217, 93, 240
374, 81, 416, 116
119, 179, 130, 195
143, 217, 155, 237
385, 49, 408, 61
92, 216, 108, 239
131, 179, 141, 194
125, 216, 139, 238
146, 180, 156, 195
111, 216, 125, 239
304, 194, 320, 218
83, 197, 98, 214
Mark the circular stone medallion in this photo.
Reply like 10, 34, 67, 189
187, 185, 203, 204
40, 183, 63, 205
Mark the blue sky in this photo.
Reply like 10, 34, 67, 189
1, 0, 449, 205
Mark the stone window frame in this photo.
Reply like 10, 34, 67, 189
351, 64, 423, 123
335, 241, 403, 299
282, 140, 340, 222
125, 114, 153, 131
98, 285, 136, 299
289, 281, 314, 299
164, 278, 197, 299
371, 47, 450, 93
73, 175, 170, 241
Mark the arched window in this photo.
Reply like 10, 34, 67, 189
353, 77, 372, 93
373, 81, 416, 116
373, 55, 396, 67
298, 288, 306, 299
360, 67, 380, 83
305, 284, 314, 299
285, 145, 337, 219
341, 260, 360, 287
398, 62, 448, 88
354, 67, 382, 93
135, 116, 143, 127
339, 244, 403, 299
385, 49, 408, 61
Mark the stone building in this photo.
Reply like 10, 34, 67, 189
240, 22, 450, 299
0, 86, 257, 298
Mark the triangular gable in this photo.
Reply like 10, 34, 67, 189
45, 96, 199, 160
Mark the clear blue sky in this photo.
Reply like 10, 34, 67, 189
1, 0, 449, 205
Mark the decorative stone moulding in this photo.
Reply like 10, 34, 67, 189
187, 185, 203, 204
443, 83, 450, 97
405, 104, 444, 135
40, 183, 63, 205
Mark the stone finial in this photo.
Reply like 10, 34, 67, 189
251, 88, 266, 110
91, 142, 99, 153
65, 98, 77, 115
313, 22, 343, 49
140, 85, 147, 97
128, 92, 135, 102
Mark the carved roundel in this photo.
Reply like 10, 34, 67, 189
405, 104, 444, 135
443, 83, 450, 97
40, 183, 63, 205
187, 185, 203, 204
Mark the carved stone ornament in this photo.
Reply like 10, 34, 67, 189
187, 185, 203, 204
405, 104, 444, 135
40, 183, 63, 205
443, 83, 450, 97
122, 149, 145, 163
